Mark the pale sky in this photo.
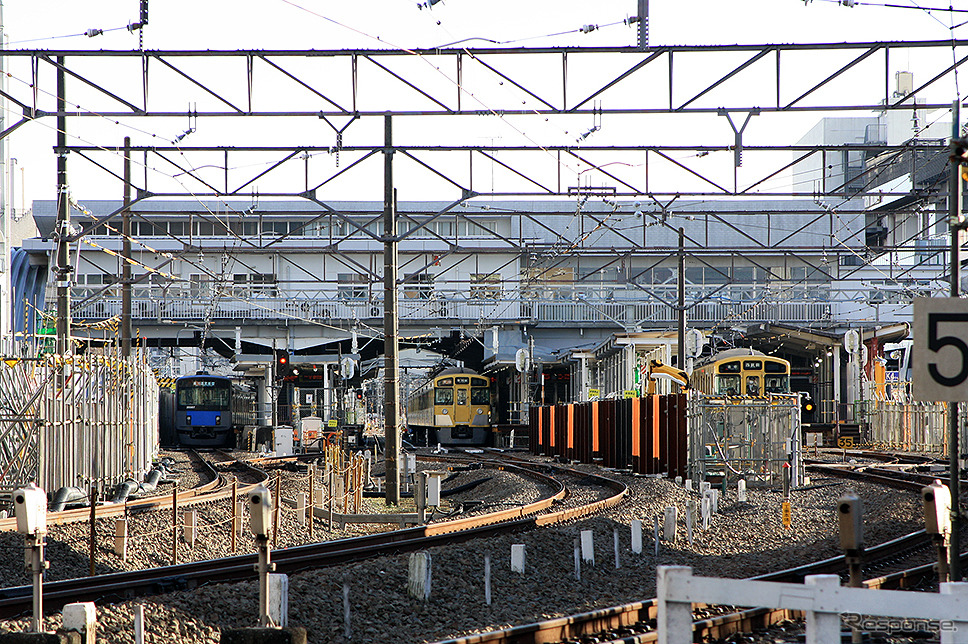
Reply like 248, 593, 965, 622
2, 0, 967, 210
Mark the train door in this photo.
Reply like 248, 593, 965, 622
454, 376, 471, 424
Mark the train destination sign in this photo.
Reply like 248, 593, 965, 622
913, 297, 968, 401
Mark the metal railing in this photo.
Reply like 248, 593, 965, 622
67, 292, 832, 327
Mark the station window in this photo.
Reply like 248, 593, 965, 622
403, 273, 434, 300
470, 273, 501, 300
338, 274, 368, 301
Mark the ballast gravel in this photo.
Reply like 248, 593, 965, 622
0, 450, 934, 643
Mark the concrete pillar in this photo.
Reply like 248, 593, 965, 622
62, 602, 96, 644
184, 510, 196, 547
940, 581, 968, 644
663, 506, 677, 543
804, 575, 840, 644
510, 544, 526, 573
656, 566, 692, 644
408, 552, 432, 600
268, 573, 288, 628
113, 519, 127, 560
631, 519, 643, 554
580, 529, 595, 565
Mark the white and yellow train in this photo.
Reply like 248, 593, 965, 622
691, 348, 792, 397
407, 367, 492, 446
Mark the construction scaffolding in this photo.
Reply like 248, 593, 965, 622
688, 395, 802, 489
0, 348, 159, 504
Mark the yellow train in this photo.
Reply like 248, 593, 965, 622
691, 348, 791, 397
407, 368, 492, 446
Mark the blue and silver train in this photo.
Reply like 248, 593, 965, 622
174, 373, 257, 448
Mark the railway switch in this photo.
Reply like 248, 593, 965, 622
922, 479, 951, 536
14, 483, 47, 536
922, 478, 952, 583
248, 484, 273, 538
837, 492, 863, 553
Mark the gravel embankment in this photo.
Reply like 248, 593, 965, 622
0, 451, 932, 643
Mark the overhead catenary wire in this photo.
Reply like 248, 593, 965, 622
8, 2, 960, 353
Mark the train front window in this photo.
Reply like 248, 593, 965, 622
746, 376, 761, 395
434, 388, 454, 405
764, 375, 789, 393
456, 389, 468, 406
718, 375, 740, 396
177, 383, 230, 410
471, 387, 489, 404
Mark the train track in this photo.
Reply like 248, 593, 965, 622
0, 450, 273, 534
427, 458, 959, 644
0, 453, 627, 619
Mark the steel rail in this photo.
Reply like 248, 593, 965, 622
0, 454, 626, 620
429, 462, 940, 644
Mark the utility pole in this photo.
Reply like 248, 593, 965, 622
55, 60, 70, 361
0, 1, 10, 355
948, 99, 964, 581
636, 0, 649, 49
677, 227, 685, 369
383, 114, 402, 505
121, 137, 132, 358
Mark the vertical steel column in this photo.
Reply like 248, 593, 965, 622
122, 137, 132, 357
677, 228, 685, 370
949, 99, 963, 581
53, 61, 69, 494
383, 114, 401, 505
637, 0, 649, 49
54, 59, 70, 361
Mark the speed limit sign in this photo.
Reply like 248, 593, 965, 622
913, 297, 968, 401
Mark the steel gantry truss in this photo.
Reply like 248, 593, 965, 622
1, 40, 966, 120
6, 38, 966, 507
5, 39, 967, 333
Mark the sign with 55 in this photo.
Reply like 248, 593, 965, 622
913, 298, 968, 401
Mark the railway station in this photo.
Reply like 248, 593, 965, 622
1, 1, 968, 642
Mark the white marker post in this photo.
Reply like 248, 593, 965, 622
511, 544, 526, 574
663, 506, 678, 543
581, 529, 595, 565
631, 519, 643, 554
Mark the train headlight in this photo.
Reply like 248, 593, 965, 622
215, 415, 221, 424
186, 415, 192, 425
442, 409, 448, 414
476, 409, 482, 414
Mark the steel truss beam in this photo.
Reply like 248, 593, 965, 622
15, 40, 961, 336
64, 142, 947, 201
3, 40, 967, 119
